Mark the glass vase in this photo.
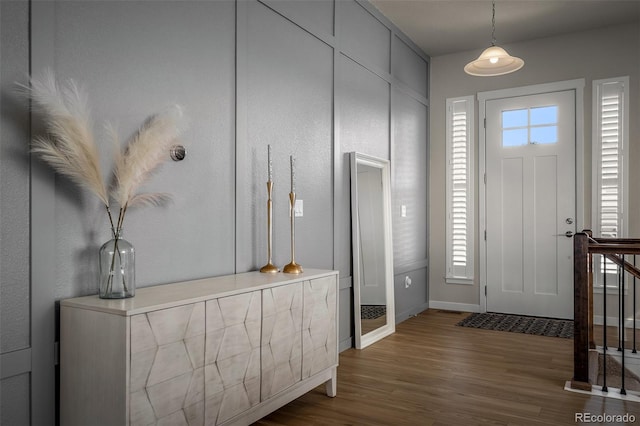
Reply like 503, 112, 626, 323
99, 232, 135, 299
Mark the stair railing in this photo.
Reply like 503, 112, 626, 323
572, 231, 640, 393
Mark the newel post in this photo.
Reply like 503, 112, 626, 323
572, 231, 592, 390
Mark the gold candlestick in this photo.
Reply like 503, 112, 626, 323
283, 191, 303, 274
260, 180, 279, 273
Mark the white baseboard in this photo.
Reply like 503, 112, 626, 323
339, 338, 352, 353
428, 300, 480, 313
396, 302, 429, 324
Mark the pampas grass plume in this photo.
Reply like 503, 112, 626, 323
21, 69, 109, 206
19, 69, 187, 238
112, 105, 184, 210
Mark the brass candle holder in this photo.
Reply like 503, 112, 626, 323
260, 180, 279, 273
283, 191, 303, 274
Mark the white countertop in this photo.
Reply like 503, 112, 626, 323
60, 268, 337, 316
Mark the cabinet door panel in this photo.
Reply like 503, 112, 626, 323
204, 291, 261, 424
302, 276, 337, 378
130, 302, 206, 425
261, 284, 303, 399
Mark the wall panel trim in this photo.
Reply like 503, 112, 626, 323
1, 348, 32, 380
355, 0, 429, 65
394, 259, 429, 276
393, 80, 429, 107
257, 0, 337, 49
339, 276, 352, 290
30, 1, 58, 424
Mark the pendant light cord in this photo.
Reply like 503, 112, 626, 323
491, 1, 496, 46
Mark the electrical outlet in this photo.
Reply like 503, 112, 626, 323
404, 276, 412, 288
294, 199, 303, 217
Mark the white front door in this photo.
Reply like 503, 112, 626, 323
485, 90, 575, 319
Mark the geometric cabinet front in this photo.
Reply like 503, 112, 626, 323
204, 291, 261, 424
128, 291, 262, 426
60, 270, 338, 426
261, 284, 303, 400
303, 276, 337, 379
129, 302, 206, 426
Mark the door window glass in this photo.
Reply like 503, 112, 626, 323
502, 105, 558, 147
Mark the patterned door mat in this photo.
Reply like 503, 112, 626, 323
456, 312, 573, 338
361, 305, 386, 320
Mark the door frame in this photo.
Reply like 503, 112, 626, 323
478, 79, 585, 314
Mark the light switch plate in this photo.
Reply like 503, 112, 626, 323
294, 200, 303, 217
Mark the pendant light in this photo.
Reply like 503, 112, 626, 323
464, 1, 524, 76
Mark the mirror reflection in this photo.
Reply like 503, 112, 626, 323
356, 164, 387, 335
350, 152, 395, 349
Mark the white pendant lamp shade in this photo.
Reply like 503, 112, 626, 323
464, 45, 524, 76
464, 1, 524, 76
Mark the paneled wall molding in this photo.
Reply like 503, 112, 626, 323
355, 0, 426, 64
18, 1, 429, 423
30, 1, 58, 425
339, 49, 392, 84
236, 0, 334, 273
1, 3, 32, 423
234, 0, 249, 273
339, 276, 353, 290
392, 35, 428, 98
332, 0, 429, 282
258, 0, 337, 49
394, 259, 429, 276
0, 349, 32, 380
393, 80, 429, 108
334, 0, 429, 328
332, 0, 344, 281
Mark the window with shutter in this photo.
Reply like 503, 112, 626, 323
446, 96, 474, 284
592, 77, 629, 289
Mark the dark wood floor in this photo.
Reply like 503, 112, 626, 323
255, 310, 640, 425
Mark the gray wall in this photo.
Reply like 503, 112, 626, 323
0, 0, 429, 423
429, 22, 640, 309
1, 1, 31, 424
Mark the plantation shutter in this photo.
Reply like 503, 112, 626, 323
598, 82, 623, 239
593, 77, 628, 281
446, 96, 474, 283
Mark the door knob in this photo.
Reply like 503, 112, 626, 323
554, 231, 574, 238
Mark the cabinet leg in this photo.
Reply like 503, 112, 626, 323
325, 367, 337, 397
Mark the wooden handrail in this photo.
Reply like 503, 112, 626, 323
601, 254, 640, 281
590, 237, 640, 244
572, 231, 640, 391
586, 234, 640, 280
589, 244, 640, 255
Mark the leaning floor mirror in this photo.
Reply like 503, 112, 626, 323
350, 152, 395, 349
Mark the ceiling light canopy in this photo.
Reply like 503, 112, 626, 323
465, 1, 524, 77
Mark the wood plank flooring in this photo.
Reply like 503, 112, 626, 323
254, 310, 640, 425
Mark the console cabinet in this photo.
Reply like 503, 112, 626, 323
60, 269, 338, 426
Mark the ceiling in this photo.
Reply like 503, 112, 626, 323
370, 0, 640, 57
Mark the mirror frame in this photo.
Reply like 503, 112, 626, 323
350, 152, 395, 349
